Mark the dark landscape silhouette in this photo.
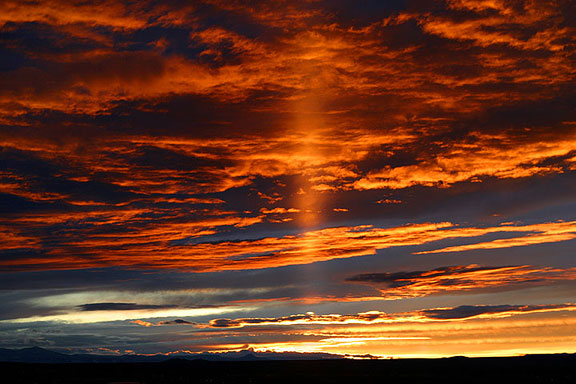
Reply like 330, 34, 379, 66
2, 347, 576, 383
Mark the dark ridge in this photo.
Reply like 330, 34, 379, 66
1, 354, 576, 384
0, 347, 341, 363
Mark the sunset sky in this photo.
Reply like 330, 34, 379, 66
1, 0, 576, 358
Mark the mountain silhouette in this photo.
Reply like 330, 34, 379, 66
0, 346, 70, 363
0, 347, 342, 363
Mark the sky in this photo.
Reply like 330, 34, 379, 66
1, 0, 576, 359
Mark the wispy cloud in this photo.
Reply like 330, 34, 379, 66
3, 220, 575, 272
347, 264, 576, 299
206, 303, 576, 328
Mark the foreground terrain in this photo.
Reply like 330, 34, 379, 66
3, 354, 576, 384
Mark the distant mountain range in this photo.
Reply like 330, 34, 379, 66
0, 346, 345, 363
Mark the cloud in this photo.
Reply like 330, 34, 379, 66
415, 229, 576, 254
346, 264, 576, 299
208, 303, 576, 328
208, 311, 394, 328
158, 319, 196, 325
352, 131, 576, 191
0, 0, 148, 30
4, 300, 576, 357
78, 302, 177, 311
131, 318, 196, 327
0, 0, 574, 272
420, 304, 575, 320
130, 319, 154, 327
3, 219, 576, 273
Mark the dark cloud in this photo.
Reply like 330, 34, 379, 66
0, 47, 31, 71
1, 21, 108, 59
209, 311, 391, 328
209, 314, 310, 328
0, 193, 59, 214
157, 319, 196, 325
319, 0, 407, 27
207, 303, 576, 328
128, 145, 234, 170
420, 304, 570, 320
0, 51, 166, 101
78, 303, 176, 311
347, 265, 499, 286
100, 92, 291, 139
346, 264, 576, 299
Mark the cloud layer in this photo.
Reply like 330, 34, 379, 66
1, 0, 575, 358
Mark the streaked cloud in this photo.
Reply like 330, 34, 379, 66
347, 264, 576, 299
78, 302, 177, 312
3, 220, 575, 272
207, 303, 576, 328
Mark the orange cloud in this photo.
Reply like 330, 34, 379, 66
3, 220, 576, 272
0, 0, 151, 30
426, 0, 569, 51
417, 221, 576, 254
136, 304, 576, 358
130, 320, 154, 327
347, 264, 576, 300
208, 303, 576, 328
353, 133, 576, 190
1, 0, 574, 201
